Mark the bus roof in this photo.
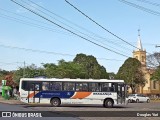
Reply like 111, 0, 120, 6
20, 78, 124, 83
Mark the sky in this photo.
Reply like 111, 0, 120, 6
0, 0, 160, 73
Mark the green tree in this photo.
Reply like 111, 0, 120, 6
147, 52, 160, 90
116, 57, 146, 94
0, 69, 9, 79
43, 63, 58, 78
13, 64, 45, 83
43, 60, 86, 78
73, 53, 109, 79
0, 69, 10, 83
147, 52, 160, 68
151, 66, 160, 81
108, 72, 116, 79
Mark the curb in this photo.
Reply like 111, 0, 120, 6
0, 98, 24, 105
0, 101, 23, 104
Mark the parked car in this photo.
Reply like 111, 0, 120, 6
127, 94, 150, 103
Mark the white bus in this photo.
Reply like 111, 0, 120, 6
19, 78, 128, 108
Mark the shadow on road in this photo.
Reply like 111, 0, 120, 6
22, 104, 129, 109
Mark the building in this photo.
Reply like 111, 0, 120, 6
132, 30, 160, 97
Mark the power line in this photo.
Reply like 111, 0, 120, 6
20, 0, 94, 37
0, 10, 130, 55
0, 62, 24, 68
24, 0, 133, 53
0, 9, 126, 61
65, 0, 141, 50
10, 0, 129, 58
0, 12, 73, 36
118, 0, 160, 16
0, 62, 23, 65
0, 44, 75, 57
0, 7, 54, 27
136, 0, 160, 7
65, 0, 153, 55
0, 43, 123, 62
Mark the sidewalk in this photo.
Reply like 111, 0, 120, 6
0, 96, 24, 105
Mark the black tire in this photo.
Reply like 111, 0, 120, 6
51, 98, 61, 107
104, 99, 113, 108
128, 99, 131, 103
136, 99, 139, 103
147, 99, 150, 103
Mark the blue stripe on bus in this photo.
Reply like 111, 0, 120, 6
34, 91, 75, 98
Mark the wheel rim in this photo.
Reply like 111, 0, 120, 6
52, 99, 59, 106
107, 101, 112, 107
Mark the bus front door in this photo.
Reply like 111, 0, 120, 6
117, 83, 126, 104
28, 83, 40, 103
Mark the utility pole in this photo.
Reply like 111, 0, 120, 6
23, 61, 26, 78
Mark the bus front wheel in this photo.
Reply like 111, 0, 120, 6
51, 98, 61, 107
104, 99, 113, 108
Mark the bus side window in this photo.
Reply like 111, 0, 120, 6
42, 82, 49, 91
109, 87, 114, 92
76, 83, 82, 91
82, 83, 88, 91
50, 82, 62, 91
35, 84, 40, 91
97, 83, 101, 92
89, 83, 93, 92
89, 83, 100, 92
30, 84, 34, 91
63, 82, 75, 91
101, 83, 109, 92
76, 83, 88, 91
22, 81, 29, 91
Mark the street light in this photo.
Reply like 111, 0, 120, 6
155, 45, 160, 48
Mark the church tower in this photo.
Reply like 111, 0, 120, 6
133, 30, 146, 67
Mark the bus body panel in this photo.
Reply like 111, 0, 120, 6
19, 78, 127, 106
20, 89, 123, 105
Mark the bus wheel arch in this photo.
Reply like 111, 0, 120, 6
103, 98, 114, 108
50, 97, 61, 107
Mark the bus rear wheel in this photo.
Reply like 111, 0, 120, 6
104, 99, 113, 108
51, 98, 61, 107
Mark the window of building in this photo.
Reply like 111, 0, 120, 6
50, 82, 62, 91
63, 82, 75, 91
142, 56, 145, 62
153, 81, 156, 89
76, 83, 88, 91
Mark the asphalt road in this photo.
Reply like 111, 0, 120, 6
0, 103, 80, 120
22, 102, 160, 120
0, 102, 160, 120
23, 102, 160, 111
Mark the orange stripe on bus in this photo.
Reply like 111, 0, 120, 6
27, 91, 38, 98
71, 92, 92, 99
